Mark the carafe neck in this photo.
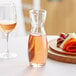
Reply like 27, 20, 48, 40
31, 25, 46, 35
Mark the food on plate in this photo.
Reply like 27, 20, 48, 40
57, 33, 76, 52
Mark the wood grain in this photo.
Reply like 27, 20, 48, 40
41, 0, 76, 35
22, 0, 33, 4
48, 39, 76, 64
48, 50, 76, 64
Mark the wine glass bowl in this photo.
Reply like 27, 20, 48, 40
0, 20, 16, 33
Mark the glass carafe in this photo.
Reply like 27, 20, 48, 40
28, 9, 48, 67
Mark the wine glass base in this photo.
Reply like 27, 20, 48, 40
0, 52, 17, 59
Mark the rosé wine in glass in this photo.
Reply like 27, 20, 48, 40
0, 2, 17, 59
0, 20, 16, 33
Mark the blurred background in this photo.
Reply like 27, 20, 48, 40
22, 0, 76, 35
0, 0, 76, 36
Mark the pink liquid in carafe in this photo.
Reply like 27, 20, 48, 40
28, 34, 48, 66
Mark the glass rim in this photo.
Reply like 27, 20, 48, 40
0, 1, 15, 6
30, 9, 47, 14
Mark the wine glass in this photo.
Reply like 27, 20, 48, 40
0, 2, 17, 59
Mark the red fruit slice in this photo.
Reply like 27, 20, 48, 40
63, 38, 76, 52
57, 38, 64, 47
60, 33, 66, 39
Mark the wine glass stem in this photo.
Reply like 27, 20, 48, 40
6, 33, 9, 54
